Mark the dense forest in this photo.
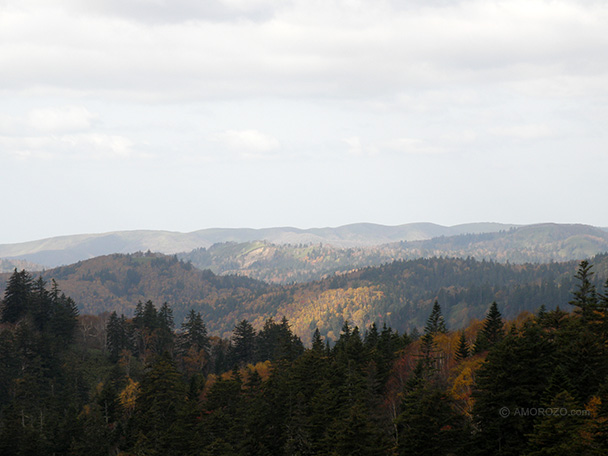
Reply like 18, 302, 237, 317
3, 252, 608, 345
178, 225, 608, 284
1, 261, 608, 454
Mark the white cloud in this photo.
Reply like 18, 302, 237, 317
382, 138, 445, 155
1, 0, 608, 241
27, 106, 96, 133
214, 129, 280, 153
0, 133, 138, 160
1, 0, 606, 101
489, 124, 554, 140
343, 136, 378, 157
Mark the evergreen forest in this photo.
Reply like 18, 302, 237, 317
1, 261, 608, 454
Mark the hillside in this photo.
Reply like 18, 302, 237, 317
397, 223, 608, 263
178, 241, 401, 284
0, 222, 516, 268
0, 252, 270, 330
179, 223, 608, 284
3, 251, 607, 344
0, 258, 43, 273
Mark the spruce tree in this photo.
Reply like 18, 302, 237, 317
569, 260, 598, 322
231, 320, 256, 366
424, 300, 448, 335
311, 328, 324, 353
474, 302, 504, 354
420, 301, 447, 362
454, 330, 469, 362
181, 309, 209, 354
1, 269, 33, 324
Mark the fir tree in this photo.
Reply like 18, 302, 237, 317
181, 309, 209, 354
454, 330, 469, 362
231, 320, 256, 366
312, 328, 324, 353
424, 300, 448, 335
569, 260, 598, 322
474, 302, 504, 354
1, 269, 33, 324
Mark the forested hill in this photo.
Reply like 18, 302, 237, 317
0, 257, 42, 273
2, 252, 608, 343
179, 223, 608, 284
0, 222, 515, 268
0, 252, 271, 334
396, 223, 608, 264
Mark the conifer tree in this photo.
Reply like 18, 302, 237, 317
420, 301, 447, 362
569, 260, 598, 322
106, 312, 131, 362
312, 328, 324, 353
231, 319, 256, 366
181, 309, 209, 354
131, 352, 188, 454
454, 330, 469, 362
1, 269, 33, 324
474, 302, 504, 354
424, 300, 448, 335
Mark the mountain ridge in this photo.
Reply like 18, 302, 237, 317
3, 251, 607, 343
0, 222, 518, 268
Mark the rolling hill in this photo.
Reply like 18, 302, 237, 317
177, 223, 608, 284
0, 222, 516, 268
3, 251, 607, 344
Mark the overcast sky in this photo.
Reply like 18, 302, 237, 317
1, 0, 607, 243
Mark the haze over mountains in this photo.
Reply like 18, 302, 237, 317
1, 222, 608, 276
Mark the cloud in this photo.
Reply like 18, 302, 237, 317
344, 136, 445, 157
27, 106, 96, 133
489, 124, 554, 140
382, 138, 446, 155
0, 133, 138, 160
1, 0, 606, 102
343, 136, 378, 157
214, 129, 280, 153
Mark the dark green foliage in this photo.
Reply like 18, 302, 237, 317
255, 316, 304, 363
569, 260, 598, 321
230, 319, 256, 366
2, 263, 608, 455
396, 380, 467, 456
106, 311, 132, 362
180, 309, 210, 354
474, 301, 504, 354
425, 300, 448, 335
455, 330, 469, 362
1, 269, 33, 323
525, 391, 589, 456
131, 352, 189, 454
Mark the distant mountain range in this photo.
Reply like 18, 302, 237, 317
177, 223, 608, 284
2, 223, 608, 281
0, 222, 516, 269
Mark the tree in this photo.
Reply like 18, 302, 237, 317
181, 309, 209, 354
106, 312, 131, 362
1, 269, 33, 324
424, 301, 448, 335
569, 260, 598, 322
231, 320, 256, 366
473, 323, 556, 455
396, 366, 466, 456
474, 302, 504, 354
131, 352, 189, 454
420, 301, 447, 363
455, 331, 469, 362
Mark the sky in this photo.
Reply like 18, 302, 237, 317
1, 0, 607, 244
